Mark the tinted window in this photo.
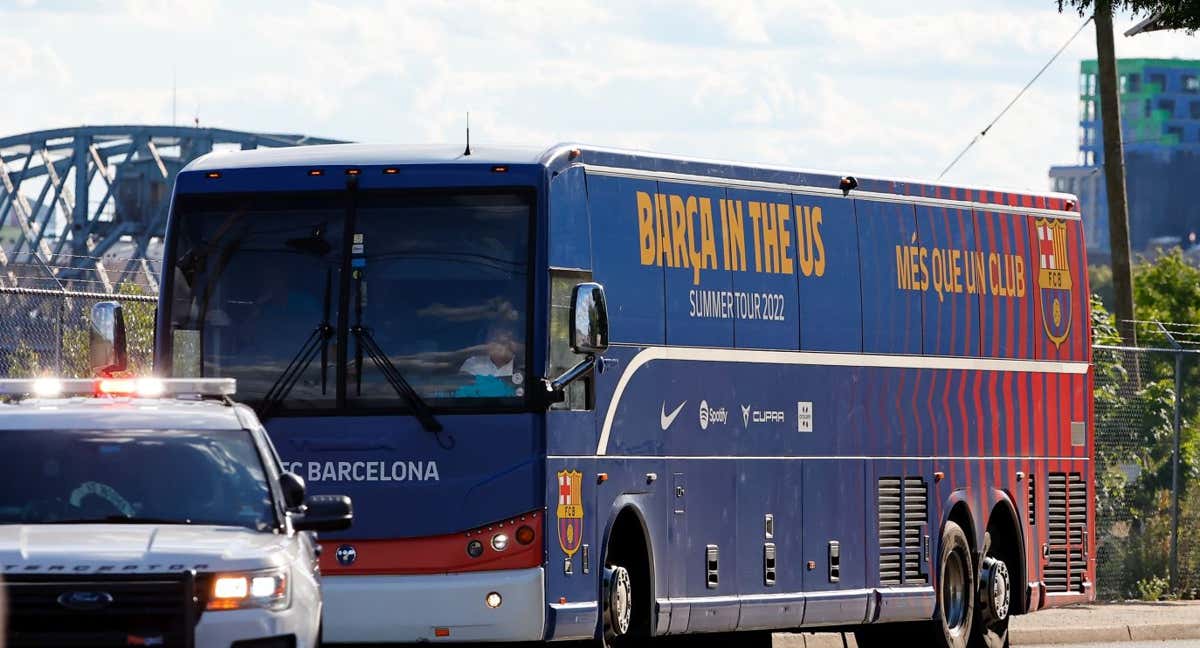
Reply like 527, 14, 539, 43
0, 429, 274, 530
347, 191, 531, 408
169, 192, 344, 411
166, 189, 532, 412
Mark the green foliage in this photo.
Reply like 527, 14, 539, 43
4, 340, 42, 378
1058, 0, 1200, 32
1135, 575, 1171, 601
115, 283, 155, 375
15, 285, 157, 379
1133, 249, 1200, 342
1093, 250, 1200, 597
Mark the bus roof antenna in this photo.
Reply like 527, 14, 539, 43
463, 112, 471, 156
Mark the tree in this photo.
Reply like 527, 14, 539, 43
59, 285, 157, 378
4, 340, 42, 378
1058, 0, 1139, 344
1059, 1, 1200, 32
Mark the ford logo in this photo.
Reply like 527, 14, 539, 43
57, 590, 114, 611
335, 544, 357, 566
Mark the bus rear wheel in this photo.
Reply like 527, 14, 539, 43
935, 520, 975, 648
857, 521, 979, 648
971, 550, 1012, 648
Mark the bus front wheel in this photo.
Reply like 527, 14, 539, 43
603, 564, 633, 644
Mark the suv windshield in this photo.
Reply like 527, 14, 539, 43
0, 429, 275, 531
165, 189, 532, 414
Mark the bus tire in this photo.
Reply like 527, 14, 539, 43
603, 564, 633, 645
971, 534, 1013, 648
934, 520, 975, 648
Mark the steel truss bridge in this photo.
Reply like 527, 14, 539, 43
0, 126, 344, 293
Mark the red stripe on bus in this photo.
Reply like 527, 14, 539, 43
319, 510, 543, 576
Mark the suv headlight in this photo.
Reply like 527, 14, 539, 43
207, 567, 290, 611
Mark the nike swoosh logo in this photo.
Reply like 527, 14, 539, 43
660, 401, 687, 430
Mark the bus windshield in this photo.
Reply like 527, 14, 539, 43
164, 189, 532, 414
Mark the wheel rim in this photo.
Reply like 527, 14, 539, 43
604, 565, 632, 640
613, 568, 631, 635
943, 548, 969, 632
982, 556, 1012, 623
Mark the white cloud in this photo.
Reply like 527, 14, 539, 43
0, 0, 1196, 193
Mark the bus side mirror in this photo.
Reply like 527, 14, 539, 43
570, 282, 609, 355
90, 302, 128, 377
545, 282, 609, 404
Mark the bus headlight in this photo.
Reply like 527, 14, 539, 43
208, 567, 290, 611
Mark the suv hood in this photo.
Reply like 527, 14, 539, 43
0, 525, 293, 574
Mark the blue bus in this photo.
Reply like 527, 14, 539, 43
155, 144, 1093, 647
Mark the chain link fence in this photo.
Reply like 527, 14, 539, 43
0, 260, 157, 378
1093, 333, 1200, 601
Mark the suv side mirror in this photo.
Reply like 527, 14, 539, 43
570, 282, 609, 354
279, 472, 306, 510
293, 494, 353, 533
89, 302, 128, 377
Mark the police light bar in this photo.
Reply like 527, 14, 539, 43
0, 377, 236, 399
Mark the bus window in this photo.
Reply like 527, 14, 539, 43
915, 203, 981, 357
548, 269, 592, 410
857, 199, 923, 355
796, 194, 861, 352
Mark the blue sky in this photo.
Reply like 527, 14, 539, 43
2, 0, 1196, 191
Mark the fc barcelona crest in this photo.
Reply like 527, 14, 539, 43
1035, 218, 1073, 348
556, 470, 584, 558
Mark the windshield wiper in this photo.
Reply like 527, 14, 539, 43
350, 270, 444, 437
257, 268, 335, 420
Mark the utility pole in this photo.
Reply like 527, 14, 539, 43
1094, 1, 1137, 344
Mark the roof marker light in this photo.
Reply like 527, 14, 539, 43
96, 378, 137, 396
308, 169, 324, 177
491, 165, 508, 173
383, 167, 399, 175
32, 378, 63, 398
135, 377, 166, 398
568, 148, 581, 160
345, 168, 361, 176
205, 171, 222, 179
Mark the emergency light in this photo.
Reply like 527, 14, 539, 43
0, 377, 236, 399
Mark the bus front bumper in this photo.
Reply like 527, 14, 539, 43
321, 567, 546, 643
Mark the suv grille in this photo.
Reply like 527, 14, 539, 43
4, 572, 204, 648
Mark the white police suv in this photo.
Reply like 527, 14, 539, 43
0, 376, 353, 648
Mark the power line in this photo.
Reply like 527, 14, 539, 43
937, 16, 1094, 180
